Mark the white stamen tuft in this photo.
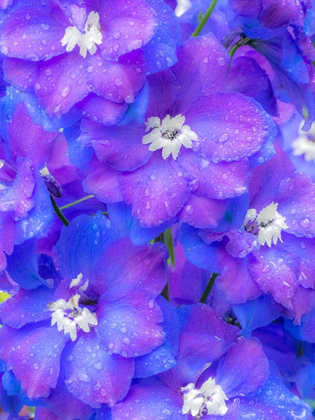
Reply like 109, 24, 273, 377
70, 273, 83, 288
48, 292, 97, 341
143, 114, 198, 160
292, 121, 315, 162
182, 377, 228, 418
243, 202, 288, 247
292, 136, 315, 162
70, 273, 90, 292
80, 279, 89, 292
61, 11, 102, 58
175, 0, 191, 16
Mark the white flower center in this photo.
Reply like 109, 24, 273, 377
243, 202, 288, 247
182, 377, 228, 418
292, 135, 315, 162
292, 122, 315, 162
48, 274, 97, 341
61, 11, 102, 58
142, 114, 198, 160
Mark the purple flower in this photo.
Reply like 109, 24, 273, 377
224, 47, 278, 117
0, 213, 171, 411
230, 0, 315, 130
180, 143, 315, 330
231, 0, 305, 32
180, 0, 315, 129
0, 0, 180, 119
111, 304, 311, 420
250, 32, 315, 130
286, 306, 315, 343
253, 323, 315, 405
282, 112, 315, 182
0, 362, 24, 418
252, 323, 300, 379
37, 131, 107, 256
75, 33, 276, 228
167, 226, 232, 318
0, 92, 56, 272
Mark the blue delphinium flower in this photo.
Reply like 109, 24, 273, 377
111, 304, 311, 420
0, 361, 24, 419
0, 213, 174, 414
232, 0, 315, 129
180, 143, 315, 333
282, 113, 315, 182
0, 0, 180, 119
253, 322, 315, 412
71, 33, 276, 229
0, 90, 56, 273
180, 0, 315, 130
286, 306, 315, 344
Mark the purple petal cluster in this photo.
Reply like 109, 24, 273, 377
0, 0, 315, 419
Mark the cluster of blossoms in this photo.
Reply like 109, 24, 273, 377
0, 0, 315, 418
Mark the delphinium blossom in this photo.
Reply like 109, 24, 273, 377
0, 0, 180, 120
111, 305, 311, 420
180, 0, 315, 130
0, 89, 57, 273
282, 114, 315, 182
180, 143, 315, 334
73, 33, 276, 229
0, 213, 172, 417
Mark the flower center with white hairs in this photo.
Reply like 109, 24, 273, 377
182, 377, 228, 418
292, 122, 315, 162
48, 274, 97, 341
243, 202, 288, 247
61, 11, 102, 58
142, 114, 198, 160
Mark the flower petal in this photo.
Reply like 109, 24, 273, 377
186, 93, 276, 163
112, 378, 183, 420
35, 51, 89, 116
83, 160, 123, 203
80, 118, 150, 172
238, 372, 311, 420
77, 94, 127, 126
95, 287, 165, 357
0, 0, 66, 60
65, 331, 134, 408
0, 286, 53, 328
249, 238, 300, 309
121, 153, 191, 227
5, 326, 66, 399
179, 150, 249, 200
98, 0, 155, 59
171, 34, 230, 113
91, 238, 167, 296
215, 339, 269, 397
8, 102, 56, 167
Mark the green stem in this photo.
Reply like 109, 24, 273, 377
154, 232, 164, 243
161, 283, 170, 301
50, 196, 69, 227
200, 273, 218, 303
59, 195, 94, 210
164, 228, 175, 268
228, 37, 251, 61
153, 229, 175, 301
192, 0, 218, 38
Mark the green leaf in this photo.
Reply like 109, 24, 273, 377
164, 228, 175, 268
